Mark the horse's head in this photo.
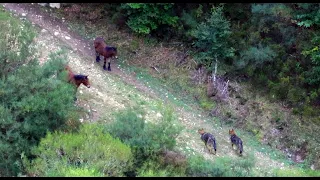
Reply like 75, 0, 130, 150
74, 75, 90, 88
198, 128, 205, 135
229, 129, 235, 135
94, 37, 105, 48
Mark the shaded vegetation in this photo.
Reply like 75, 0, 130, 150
23, 123, 133, 177
0, 7, 82, 176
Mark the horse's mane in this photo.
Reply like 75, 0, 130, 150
74, 74, 87, 80
105, 46, 117, 51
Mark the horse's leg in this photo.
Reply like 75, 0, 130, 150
74, 88, 77, 101
107, 58, 111, 71
103, 57, 107, 70
96, 51, 100, 62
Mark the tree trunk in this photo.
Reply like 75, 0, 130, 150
213, 54, 218, 83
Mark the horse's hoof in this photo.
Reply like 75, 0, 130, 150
103, 66, 107, 70
96, 57, 100, 62
107, 67, 111, 71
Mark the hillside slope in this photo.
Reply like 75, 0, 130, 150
1, 3, 312, 176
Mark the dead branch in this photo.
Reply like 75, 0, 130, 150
150, 66, 160, 73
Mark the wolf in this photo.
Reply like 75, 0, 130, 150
198, 128, 217, 154
229, 129, 243, 155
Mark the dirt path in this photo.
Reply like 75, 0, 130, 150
1, 3, 299, 176
2, 3, 159, 100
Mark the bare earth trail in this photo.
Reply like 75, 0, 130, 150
2, 3, 298, 176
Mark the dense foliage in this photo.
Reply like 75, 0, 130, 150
120, 3, 179, 35
107, 105, 183, 175
23, 123, 133, 177
0, 8, 80, 176
106, 3, 320, 118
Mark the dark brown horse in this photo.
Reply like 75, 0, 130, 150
94, 37, 118, 71
65, 65, 90, 88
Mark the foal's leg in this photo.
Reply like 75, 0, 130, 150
96, 51, 100, 62
103, 57, 111, 71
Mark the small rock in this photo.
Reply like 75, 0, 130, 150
79, 118, 83, 123
41, 29, 47, 33
156, 112, 162, 118
22, 13, 27, 16
54, 32, 59, 36
311, 164, 315, 170
79, 90, 83, 94
65, 36, 71, 40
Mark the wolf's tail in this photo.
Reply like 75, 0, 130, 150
213, 138, 217, 152
239, 140, 243, 154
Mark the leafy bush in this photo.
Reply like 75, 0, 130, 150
186, 153, 255, 177
294, 3, 320, 28
120, 3, 179, 35
23, 123, 133, 177
107, 104, 183, 173
45, 166, 104, 177
0, 7, 80, 176
0, 7, 36, 78
302, 35, 320, 86
273, 168, 320, 177
186, 155, 227, 177
236, 44, 277, 71
136, 159, 185, 177
287, 87, 306, 105
191, 5, 235, 72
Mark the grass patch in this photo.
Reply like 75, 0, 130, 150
272, 168, 320, 177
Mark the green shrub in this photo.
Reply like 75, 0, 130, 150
199, 97, 215, 111
137, 159, 185, 177
107, 104, 182, 172
273, 168, 320, 177
46, 166, 104, 177
186, 155, 228, 177
287, 87, 306, 105
23, 123, 133, 177
0, 7, 36, 78
192, 6, 234, 70
185, 153, 255, 177
191, 5, 235, 72
0, 7, 80, 176
120, 3, 179, 35
302, 105, 318, 117
237, 44, 277, 71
